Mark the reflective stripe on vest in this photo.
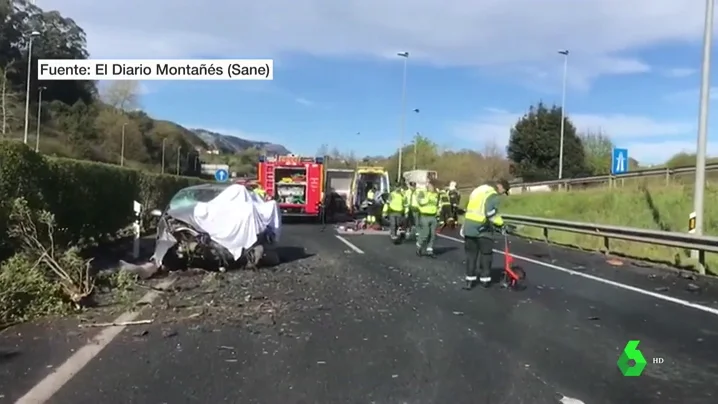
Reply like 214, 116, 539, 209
465, 185, 496, 223
439, 191, 450, 204
418, 191, 439, 215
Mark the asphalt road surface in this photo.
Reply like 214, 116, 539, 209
3, 223, 718, 404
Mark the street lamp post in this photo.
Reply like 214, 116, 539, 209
176, 146, 181, 175
161, 138, 167, 174
120, 122, 127, 166
35, 86, 45, 152
412, 108, 420, 170
692, 0, 714, 267
23, 31, 40, 145
397, 51, 409, 183
558, 49, 569, 179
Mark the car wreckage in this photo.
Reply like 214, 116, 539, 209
149, 183, 281, 271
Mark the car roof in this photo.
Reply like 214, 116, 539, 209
180, 183, 232, 192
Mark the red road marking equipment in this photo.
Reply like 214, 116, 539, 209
503, 233, 526, 290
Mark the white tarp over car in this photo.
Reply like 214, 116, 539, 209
154, 184, 281, 266
191, 184, 281, 260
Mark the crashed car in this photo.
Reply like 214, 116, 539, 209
149, 183, 281, 271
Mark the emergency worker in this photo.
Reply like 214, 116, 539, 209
403, 182, 417, 239
365, 185, 377, 227
408, 182, 421, 239
437, 185, 452, 233
447, 181, 461, 227
383, 182, 407, 242
253, 181, 267, 200
460, 179, 510, 290
415, 181, 440, 257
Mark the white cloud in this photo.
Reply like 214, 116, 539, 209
295, 97, 314, 107
452, 108, 697, 164
41, 1, 707, 87
662, 67, 697, 78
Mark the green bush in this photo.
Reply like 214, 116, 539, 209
0, 140, 207, 251
0, 141, 208, 324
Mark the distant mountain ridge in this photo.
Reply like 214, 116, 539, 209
191, 129, 290, 155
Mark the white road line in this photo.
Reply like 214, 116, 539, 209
335, 235, 365, 254
15, 276, 178, 404
437, 234, 718, 317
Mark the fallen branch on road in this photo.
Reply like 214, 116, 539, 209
79, 319, 154, 328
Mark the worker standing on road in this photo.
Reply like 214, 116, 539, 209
404, 182, 418, 239
365, 185, 377, 228
460, 179, 510, 290
437, 185, 452, 233
447, 181, 461, 228
383, 182, 407, 243
415, 181, 440, 257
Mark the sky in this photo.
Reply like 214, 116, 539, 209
39, 0, 718, 164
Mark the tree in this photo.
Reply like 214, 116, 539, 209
316, 144, 329, 157
580, 129, 614, 175
0, 63, 20, 136
507, 102, 590, 181
101, 81, 141, 111
664, 152, 697, 169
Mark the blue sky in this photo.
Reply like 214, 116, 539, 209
44, 0, 718, 164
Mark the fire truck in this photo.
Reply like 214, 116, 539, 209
258, 154, 324, 216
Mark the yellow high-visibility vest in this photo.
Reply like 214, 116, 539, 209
417, 190, 439, 215
465, 185, 504, 226
384, 190, 405, 213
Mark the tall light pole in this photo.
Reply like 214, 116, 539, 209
161, 138, 167, 174
397, 51, 409, 182
176, 146, 181, 175
558, 49, 569, 179
412, 108, 420, 170
120, 122, 127, 166
23, 31, 40, 145
35, 86, 45, 152
692, 0, 714, 264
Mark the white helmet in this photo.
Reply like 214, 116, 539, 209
448, 181, 457, 190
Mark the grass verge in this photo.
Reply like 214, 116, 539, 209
496, 183, 718, 274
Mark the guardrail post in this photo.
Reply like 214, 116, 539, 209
665, 168, 670, 186
603, 236, 610, 255
697, 251, 706, 275
542, 227, 549, 243
133, 200, 142, 259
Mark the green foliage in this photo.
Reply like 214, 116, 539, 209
507, 102, 590, 181
319, 135, 511, 188
0, 254, 69, 326
0, 140, 205, 256
0, 140, 208, 324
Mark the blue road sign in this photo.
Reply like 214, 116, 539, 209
215, 168, 229, 182
612, 148, 629, 175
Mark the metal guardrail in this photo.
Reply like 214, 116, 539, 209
458, 162, 718, 192
502, 214, 718, 274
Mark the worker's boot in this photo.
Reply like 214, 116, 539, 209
462, 278, 475, 290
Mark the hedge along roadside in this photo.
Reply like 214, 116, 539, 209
0, 141, 207, 260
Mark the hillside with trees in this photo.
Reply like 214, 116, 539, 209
0, 0, 288, 175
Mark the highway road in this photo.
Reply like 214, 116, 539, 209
3, 223, 718, 403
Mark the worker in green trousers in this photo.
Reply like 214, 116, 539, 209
415, 181, 440, 257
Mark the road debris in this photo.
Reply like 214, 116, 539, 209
79, 319, 153, 328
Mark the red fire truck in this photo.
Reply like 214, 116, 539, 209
258, 154, 324, 216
